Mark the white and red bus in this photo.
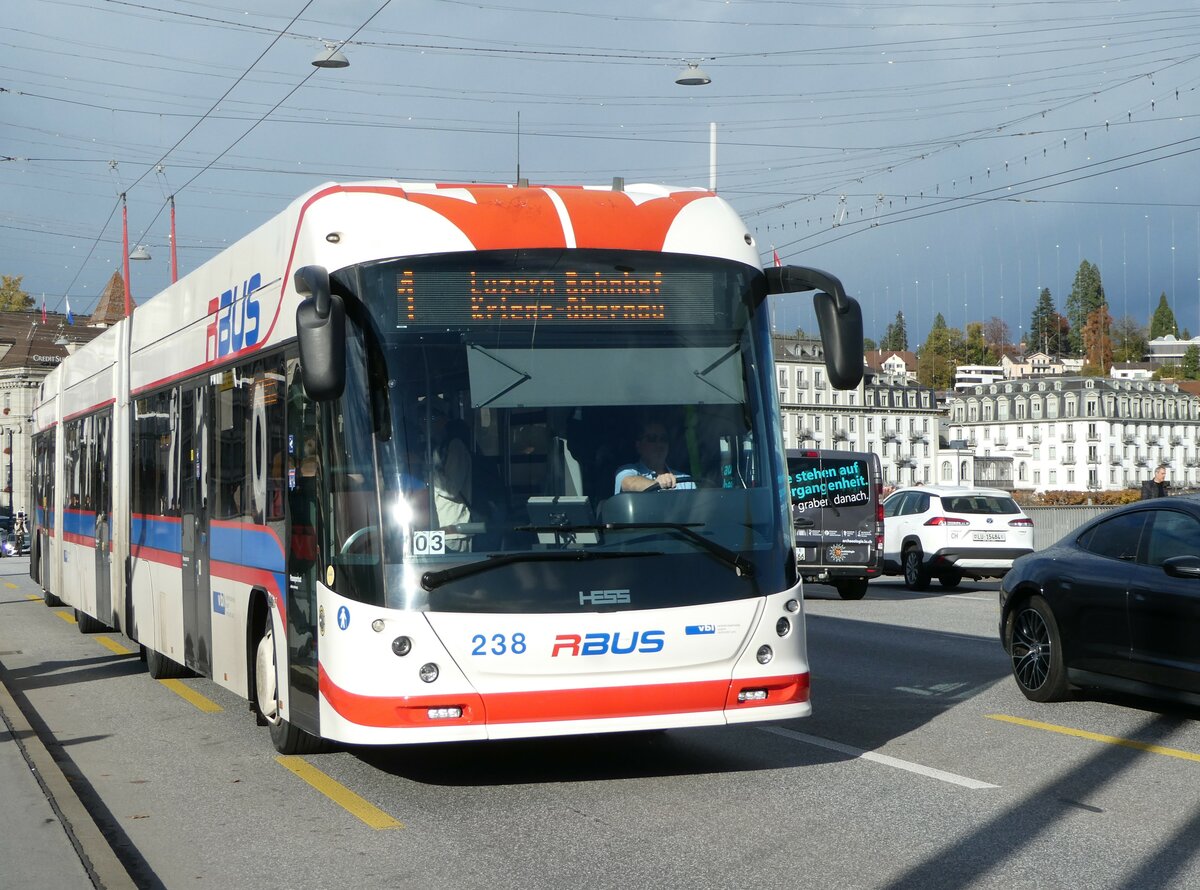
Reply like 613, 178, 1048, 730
31, 180, 862, 753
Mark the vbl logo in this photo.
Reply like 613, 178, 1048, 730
551, 630, 665, 657
207, 273, 262, 361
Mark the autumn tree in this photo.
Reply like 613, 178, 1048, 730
1149, 292, 1178, 339
1081, 305, 1113, 375
983, 316, 1011, 359
1064, 260, 1105, 356
0, 275, 33, 311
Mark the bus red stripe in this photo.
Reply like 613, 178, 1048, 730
319, 665, 808, 729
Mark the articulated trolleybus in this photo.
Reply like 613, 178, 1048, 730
32, 180, 862, 753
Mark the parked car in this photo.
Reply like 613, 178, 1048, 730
1001, 496, 1200, 704
1, 533, 28, 557
787, 448, 883, 600
882, 485, 1034, 590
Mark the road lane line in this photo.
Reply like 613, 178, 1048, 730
158, 679, 224, 713
24, 594, 41, 601
760, 725, 999, 789
8, 582, 21, 589
988, 714, 1200, 763
95, 636, 134, 656
276, 755, 403, 829
54, 609, 76, 624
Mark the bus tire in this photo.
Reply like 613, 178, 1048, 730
255, 612, 326, 755
144, 645, 189, 680
75, 608, 106, 633
43, 589, 62, 607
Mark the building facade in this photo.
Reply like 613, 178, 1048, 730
947, 376, 1200, 493
775, 336, 959, 488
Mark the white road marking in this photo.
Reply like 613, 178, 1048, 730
760, 725, 999, 789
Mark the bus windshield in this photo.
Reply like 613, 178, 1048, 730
332, 249, 789, 613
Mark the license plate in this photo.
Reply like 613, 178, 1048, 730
973, 531, 1005, 542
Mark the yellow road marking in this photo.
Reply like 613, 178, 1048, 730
989, 714, 1200, 764
55, 609, 76, 624
7, 582, 20, 589
95, 636, 134, 656
25, 594, 41, 601
276, 755, 403, 830
158, 678, 224, 713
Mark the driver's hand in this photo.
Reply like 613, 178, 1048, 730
656, 472, 677, 490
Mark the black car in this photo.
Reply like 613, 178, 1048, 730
1000, 495, 1200, 705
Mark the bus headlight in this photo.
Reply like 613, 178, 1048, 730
775, 617, 791, 637
392, 636, 412, 656
756, 645, 773, 664
419, 662, 439, 683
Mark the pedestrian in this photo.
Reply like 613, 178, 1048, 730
1140, 465, 1169, 500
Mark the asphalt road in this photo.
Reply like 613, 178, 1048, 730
2, 566, 1199, 890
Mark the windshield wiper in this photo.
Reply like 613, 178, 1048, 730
421, 549, 660, 591
603, 522, 756, 578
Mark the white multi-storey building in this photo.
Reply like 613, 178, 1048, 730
776, 335, 1200, 494
947, 376, 1200, 492
775, 336, 963, 488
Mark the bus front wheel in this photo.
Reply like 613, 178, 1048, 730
255, 612, 326, 755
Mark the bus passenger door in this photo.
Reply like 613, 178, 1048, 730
284, 357, 321, 730
180, 384, 213, 677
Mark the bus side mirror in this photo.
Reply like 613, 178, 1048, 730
294, 265, 346, 402
765, 265, 864, 390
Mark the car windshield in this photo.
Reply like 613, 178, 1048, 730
941, 495, 1020, 515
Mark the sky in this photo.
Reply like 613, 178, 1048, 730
4, 0, 1200, 347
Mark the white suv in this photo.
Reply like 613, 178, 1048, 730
882, 486, 1034, 590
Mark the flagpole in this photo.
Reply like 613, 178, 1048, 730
169, 195, 178, 284
121, 193, 132, 317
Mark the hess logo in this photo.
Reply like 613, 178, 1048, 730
551, 630, 665, 657
207, 273, 262, 361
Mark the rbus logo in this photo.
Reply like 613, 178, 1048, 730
206, 273, 262, 361
551, 630, 665, 657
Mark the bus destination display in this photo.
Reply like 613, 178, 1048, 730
394, 268, 717, 325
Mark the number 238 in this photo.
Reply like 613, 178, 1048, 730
471, 633, 527, 655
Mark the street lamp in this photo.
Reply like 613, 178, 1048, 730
312, 42, 350, 68
675, 61, 711, 86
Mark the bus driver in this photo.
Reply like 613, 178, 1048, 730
614, 419, 697, 493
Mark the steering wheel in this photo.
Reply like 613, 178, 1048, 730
339, 526, 373, 555
640, 481, 662, 493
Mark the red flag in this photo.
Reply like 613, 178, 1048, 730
772, 249, 782, 267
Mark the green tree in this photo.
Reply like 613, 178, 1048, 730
880, 310, 908, 351
0, 275, 33, 311
1149, 292, 1178, 339
917, 312, 963, 389
1184, 345, 1200, 379
963, 321, 992, 364
1064, 260, 1105, 356
1110, 315, 1148, 363
863, 336, 878, 352
1028, 287, 1068, 355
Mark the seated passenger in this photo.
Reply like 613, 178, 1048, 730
614, 420, 697, 493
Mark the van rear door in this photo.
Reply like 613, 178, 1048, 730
787, 449, 879, 571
